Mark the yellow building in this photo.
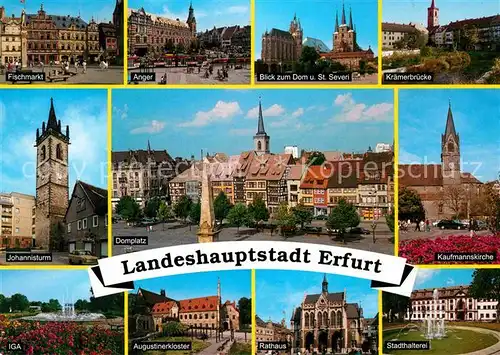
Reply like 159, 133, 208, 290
0, 192, 35, 248
0, 8, 27, 66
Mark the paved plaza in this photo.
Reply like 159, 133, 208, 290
1, 66, 123, 84
129, 66, 251, 85
112, 220, 394, 255
399, 228, 490, 242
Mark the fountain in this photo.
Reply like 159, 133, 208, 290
423, 288, 447, 339
22, 295, 104, 322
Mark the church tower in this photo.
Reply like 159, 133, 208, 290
187, 1, 197, 37
441, 101, 460, 185
35, 98, 70, 249
289, 13, 303, 60
427, 0, 439, 29
322, 274, 328, 293
333, 1, 355, 53
254, 98, 270, 155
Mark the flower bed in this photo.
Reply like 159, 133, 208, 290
399, 234, 500, 264
0, 316, 123, 354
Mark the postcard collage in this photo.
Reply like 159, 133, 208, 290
0, 0, 499, 354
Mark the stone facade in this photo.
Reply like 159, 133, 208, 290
0, 192, 35, 248
291, 275, 365, 353
261, 15, 302, 64
35, 98, 70, 250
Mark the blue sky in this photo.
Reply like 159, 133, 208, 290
383, 0, 500, 24
0, 89, 108, 196
255, 0, 378, 59
112, 89, 394, 157
133, 270, 251, 303
413, 268, 474, 289
5, 0, 117, 24
129, 0, 250, 29
256, 271, 378, 326
399, 89, 500, 182
0, 270, 92, 303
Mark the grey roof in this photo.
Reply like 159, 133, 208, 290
303, 37, 330, 52
256, 99, 267, 135
346, 303, 361, 318
304, 292, 344, 304
291, 306, 302, 322
267, 28, 293, 39
444, 102, 457, 139
26, 13, 88, 29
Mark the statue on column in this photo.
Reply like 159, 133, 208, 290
197, 158, 220, 243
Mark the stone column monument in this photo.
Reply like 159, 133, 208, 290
198, 158, 220, 243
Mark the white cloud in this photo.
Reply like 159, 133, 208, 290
178, 101, 242, 128
113, 103, 128, 120
332, 93, 393, 123
131, 120, 166, 134
446, 278, 455, 286
415, 269, 440, 286
292, 108, 304, 118
160, 5, 207, 20
246, 104, 285, 119
226, 5, 248, 14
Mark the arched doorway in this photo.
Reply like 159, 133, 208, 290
305, 332, 314, 351
318, 331, 328, 353
332, 331, 342, 353
223, 321, 229, 330
456, 299, 465, 320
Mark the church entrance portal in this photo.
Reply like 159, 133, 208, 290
305, 332, 314, 351
332, 331, 342, 353
318, 331, 328, 353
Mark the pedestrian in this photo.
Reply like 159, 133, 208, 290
425, 219, 430, 232
419, 220, 425, 231
414, 220, 420, 232
469, 217, 476, 237
83, 60, 87, 73
74, 61, 79, 72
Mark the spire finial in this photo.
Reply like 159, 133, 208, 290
335, 10, 339, 32
341, 0, 346, 25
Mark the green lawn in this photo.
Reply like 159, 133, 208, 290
384, 328, 498, 354
229, 341, 251, 355
143, 336, 211, 354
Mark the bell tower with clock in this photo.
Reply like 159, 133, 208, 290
35, 98, 70, 249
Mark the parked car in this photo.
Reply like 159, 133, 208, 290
68, 250, 98, 265
303, 225, 322, 233
436, 220, 467, 230
348, 227, 370, 235
476, 220, 488, 231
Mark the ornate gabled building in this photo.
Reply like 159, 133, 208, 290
0, 7, 28, 66
290, 275, 365, 353
399, 101, 483, 220
35, 98, 70, 250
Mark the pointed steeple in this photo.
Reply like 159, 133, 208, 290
341, 0, 346, 25
349, 6, 353, 29
322, 274, 328, 293
430, 0, 436, 8
256, 97, 266, 135
444, 100, 457, 139
47, 98, 59, 132
189, 0, 193, 10
335, 10, 339, 32
147, 139, 151, 152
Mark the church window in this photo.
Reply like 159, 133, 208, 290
323, 312, 328, 327
305, 313, 309, 327
330, 311, 335, 326
318, 313, 322, 327
336, 311, 342, 327
258, 141, 262, 151
41, 146, 46, 160
56, 144, 63, 160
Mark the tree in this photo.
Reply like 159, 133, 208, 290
144, 197, 161, 218
9, 293, 29, 312
248, 196, 269, 223
442, 185, 465, 218
398, 187, 425, 222
163, 321, 188, 336
238, 297, 251, 329
214, 192, 232, 225
50, 221, 65, 252
165, 39, 175, 53
0, 294, 9, 313
157, 201, 174, 230
292, 203, 313, 229
469, 269, 500, 323
189, 202, 201, 224
115, 196, 142, 222
176, 42, 185, 54
386, 209, 395, 233
227, 203, 250, 232
461, 25, 479, 51
74, 299, 90, 311
174, 195, 193, 223
382, 292, 411, 323
306, 151, 326, 166
326, 199, 360, 244
276, 203, 297, 236
41, 299, 62, 312
300, 46, 320, 64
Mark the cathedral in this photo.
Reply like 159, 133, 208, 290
35, 98, 70, 249
290, 275, 365, 353
399, 101, 483, 220
261, 1, 374, 70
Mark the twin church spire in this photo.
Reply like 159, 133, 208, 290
335, 1, 354, 32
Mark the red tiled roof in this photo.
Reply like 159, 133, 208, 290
411, 286, 469, 300
179, 296, 219, 313
246, 154, 294, 181
399, 164, 443, 186
300, 166, 333, 189
152, 301, 177, 314
461, 172, 482, 185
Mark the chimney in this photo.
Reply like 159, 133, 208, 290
160, 289, 166, 297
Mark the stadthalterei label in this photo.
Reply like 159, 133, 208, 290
88, 241, 416, 297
